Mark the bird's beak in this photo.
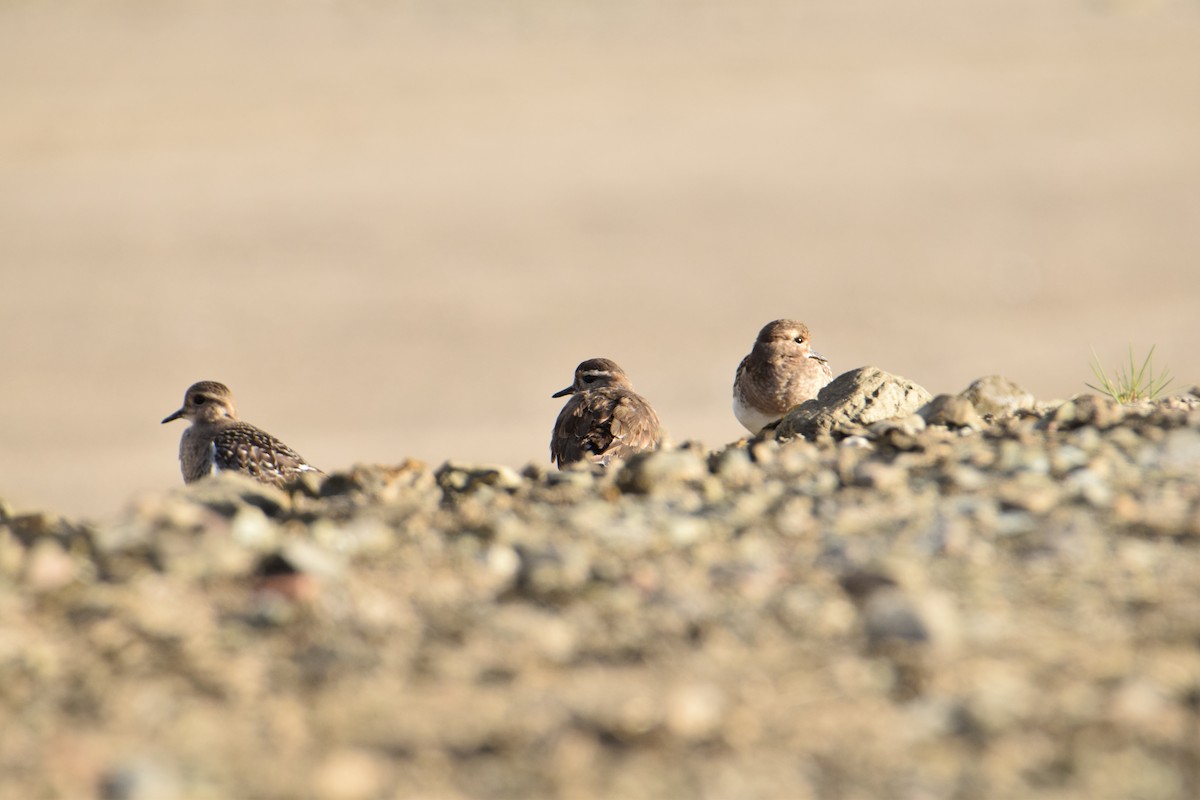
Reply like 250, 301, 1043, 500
808, 350, 829, 364
161, 408, 184, 424
552, 386, 575, 398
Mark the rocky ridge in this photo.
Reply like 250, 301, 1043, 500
2, 372, 1200, 800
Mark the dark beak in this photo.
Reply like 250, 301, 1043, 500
161, 408, 184, 424
551, 386, 574, 398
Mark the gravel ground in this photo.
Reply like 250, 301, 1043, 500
3, 375, 1200, 800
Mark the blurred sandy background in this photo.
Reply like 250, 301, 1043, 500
1, 0, 1198, 519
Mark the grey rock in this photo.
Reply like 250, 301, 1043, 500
774, 367, 933, 441
959, 375, 1035, 417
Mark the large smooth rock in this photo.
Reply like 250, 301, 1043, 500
774, 367, 933, 440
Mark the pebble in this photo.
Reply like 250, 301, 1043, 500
23, 539, 76, 591
920, 394, 985, 430
311, 749, 385, 800
959, 375, 1035, 417
614, 448, 708, 495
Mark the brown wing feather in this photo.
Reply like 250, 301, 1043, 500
213, 422, 321, 487
551, 394, 595, 468
605, 394, 662, 464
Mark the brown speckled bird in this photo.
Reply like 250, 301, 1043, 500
161, 381, 323, 487
733, 319, 833, 434
550, 358, 663, 469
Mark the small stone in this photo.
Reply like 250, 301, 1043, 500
486, 544, 521, 583
311, 749, 384, 800
0, 529, 22, 578
919, 395, 984, 430
1063, 469, 1113, 506
311, 517, 392, 557
436, 461, 524, 495
512, 543, 592, 600
960, 375, 1035, 417
276, 539, 345, 581
183, 471, 291, 518
1161, 429, 1200, 472
230, 505, 279, 551
853, 462, 908, 491
870, 414, 926, 438
291, 470, 325, 499
996, 477, 1059, 514
863, 591, 930, 648
615, 448, 708, 495
24, 539, 76, 591
98, 758, 182, 800
1049, 444, 1090, 475
665, 683, 726, 741
841, 435, 874, 449
1045, 394, 1125, 431
666, 516, 708, 546
712, 446, 756, 487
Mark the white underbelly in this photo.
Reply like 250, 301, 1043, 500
733, 395, 779, 435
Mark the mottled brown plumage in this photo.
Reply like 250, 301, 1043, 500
162, 381, 322, 487
733, 319, 833, 434
550, 358, 663, 469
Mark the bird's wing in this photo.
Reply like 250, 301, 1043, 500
734, 354, 752, 389
551, 395, 602, 468
603, 393, 662, 463
213, 423, 321, 486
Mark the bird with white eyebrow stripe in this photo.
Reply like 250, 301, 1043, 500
550, 358, 664, 469
162, 381, 323, 487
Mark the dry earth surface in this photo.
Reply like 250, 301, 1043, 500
2, 376, 1199, 799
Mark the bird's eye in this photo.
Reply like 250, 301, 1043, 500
794, 336, 805, 344
582, 375, 597, 384
193, 396, 206, 405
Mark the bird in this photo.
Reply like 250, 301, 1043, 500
161, 380, 323, 487
733, 319, 833, 434
550, 358, 663, 469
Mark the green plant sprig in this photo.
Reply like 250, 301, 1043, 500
1086, 345, 1173, 404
